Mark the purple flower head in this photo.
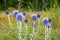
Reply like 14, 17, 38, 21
16, 13, 24, 21
37, 14, 41, 18
46, 24, 51, 28
48, 18, 52, 23
6, 10, 9, 15
31, 14, 38, 21
24, 18, 28, 23
22, 12, 26, 16
12, 10, 20, 17
42, 18, 49, 25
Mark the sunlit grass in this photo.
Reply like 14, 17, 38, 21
0, 8, 60, 40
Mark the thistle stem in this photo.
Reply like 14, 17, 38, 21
47, 24, 52, 40
37, 19, 40, 33
25, 23, 28, 38
17, 21, 22, 40
31, 21, 35, 40
45, 25, 47, 40
45, 24, 51, 40
32, 21, 35, 34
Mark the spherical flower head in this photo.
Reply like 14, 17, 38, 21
46, 24, 51, 28
22, 12, 26, 16
31, 14, 38, 21
42, 18, 49, 25
12, 10, 20, 17
16, 13, 24, 21
24, 18, 28, 23
48, 18, 52, 23
6, 10, 9, 15
37, 14, 41, 18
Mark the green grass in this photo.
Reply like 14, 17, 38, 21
0, 8, 60, 40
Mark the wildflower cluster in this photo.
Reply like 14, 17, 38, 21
42, 18, 52, 28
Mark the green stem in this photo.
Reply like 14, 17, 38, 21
45, 25, 47, 40
37, 19, 40, 34
45, 24, 52, 40
17, 21, 22, 40
31, 21, 35, 40
26, 23, 28, 36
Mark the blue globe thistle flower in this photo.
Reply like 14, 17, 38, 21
37, 14, 41, 18
48, 18, 52, 23
42, 18, 49, 25
46, 24, 51, 28
31, 14, 38, 21
24, 18, 28, 23
12, 10, 20, 17
22, 12, 26, 16
16, 13, 24, 21
6, 10, 9, 15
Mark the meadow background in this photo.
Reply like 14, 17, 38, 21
0, 0, 60, 40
